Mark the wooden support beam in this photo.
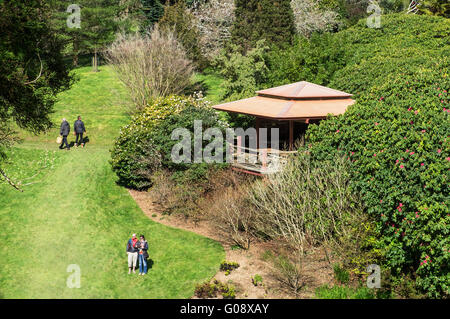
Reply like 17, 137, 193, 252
255, 117, 260, 149
289, 120, 294, 151
261, 149, 267, 170
237, 135, 242, 155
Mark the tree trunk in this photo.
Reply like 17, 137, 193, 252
73, 40, 79, 67
92, 48, 99, 72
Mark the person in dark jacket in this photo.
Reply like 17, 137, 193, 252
73, 116, 86, 147
59, 118, 70, 150
126, 233, 139, 274
136, 235, 149, 276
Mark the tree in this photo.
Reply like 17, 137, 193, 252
105, 26, 194, 111
290, 0, 341, 37
417, 0, 450, 17
0, 0, 73, 189
51, 0, 121, 67
231, 0, 296, 53
117, 0, 148, 32
140, 0, 165, 26
215, 40, 270, 101
190, 0, 235, 60
159, 0, 205, 67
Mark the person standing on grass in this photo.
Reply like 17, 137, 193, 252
73, 116, 86, 147
59, 118, 70, 150
126, 233, 139, 274
136, 235, 149, 276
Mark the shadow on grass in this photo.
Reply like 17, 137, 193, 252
68, 135, 90, 148
147, 258, 154, 270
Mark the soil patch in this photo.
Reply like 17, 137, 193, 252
129, 189, 335, 299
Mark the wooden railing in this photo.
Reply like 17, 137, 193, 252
228, 138, 297, 174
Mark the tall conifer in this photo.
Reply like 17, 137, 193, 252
232, 0, 295, 52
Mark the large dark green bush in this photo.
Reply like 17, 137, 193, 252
266, 14, 450, 89
214, 40, 270, 101
150, 105, 229, 172
111, 96, 228, 189
266, 33, 348, 87
231, 0, 295, 53
111, 95, 198, 189
306, 14, 450, 297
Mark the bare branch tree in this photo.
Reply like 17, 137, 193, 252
190, 0, 235, 60
290, 0, 341, 37
209, 185, 255, 250
105, 25, 194, 112
249, 153, 365, 259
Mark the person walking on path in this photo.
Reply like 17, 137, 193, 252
126, 233, 139, 274
73, 116, 86, 147
136, 235, 149, 276
59, 118, 70, 150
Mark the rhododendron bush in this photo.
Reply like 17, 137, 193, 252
110, 95, 194, 189
307, 54, 449, 297
304, 13, 449, 296
110, 95, 228, 190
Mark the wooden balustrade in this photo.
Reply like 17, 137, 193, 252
227, 141, 297, 175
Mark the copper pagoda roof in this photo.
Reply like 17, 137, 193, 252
213, 81, 355, 120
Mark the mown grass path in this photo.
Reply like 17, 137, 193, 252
0, 67, 224, 298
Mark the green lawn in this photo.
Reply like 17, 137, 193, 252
194, 70, 226, 105
0, 66, 224, 299
19, 66, 131, 146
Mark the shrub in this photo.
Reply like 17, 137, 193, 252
105, 26, 193, 111
214, 40, 270, 101
150, 165, 243, 219
209, 185, 256, 249
194, 280, 236, 299
333, 264, 350, 284
417, 0, 450, 17
266, 33, 348, 88
309, 87, 450, 297
194, 281, 219, 298
150, 104, 229, 172
221, 284, 236, 299
250, 153, 369, 257
110, 95, 201, 189
271, 253, 304, 294
306, 15, 450, 297
220, 260, 240, 275
266, 14, 449, 90
315, 285, 376, 299
339, 219, 382, 277
252, 274, 263, 286
231, 0, 295, 53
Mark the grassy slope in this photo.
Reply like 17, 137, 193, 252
194, 70, 226, 105
19, 66, 131, 146
0, 66, 224, 298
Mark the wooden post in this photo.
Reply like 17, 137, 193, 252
237, 135, 242, 156
261, 149, 267, 171
289, 120, 294, 151
255, 117, 260, 149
